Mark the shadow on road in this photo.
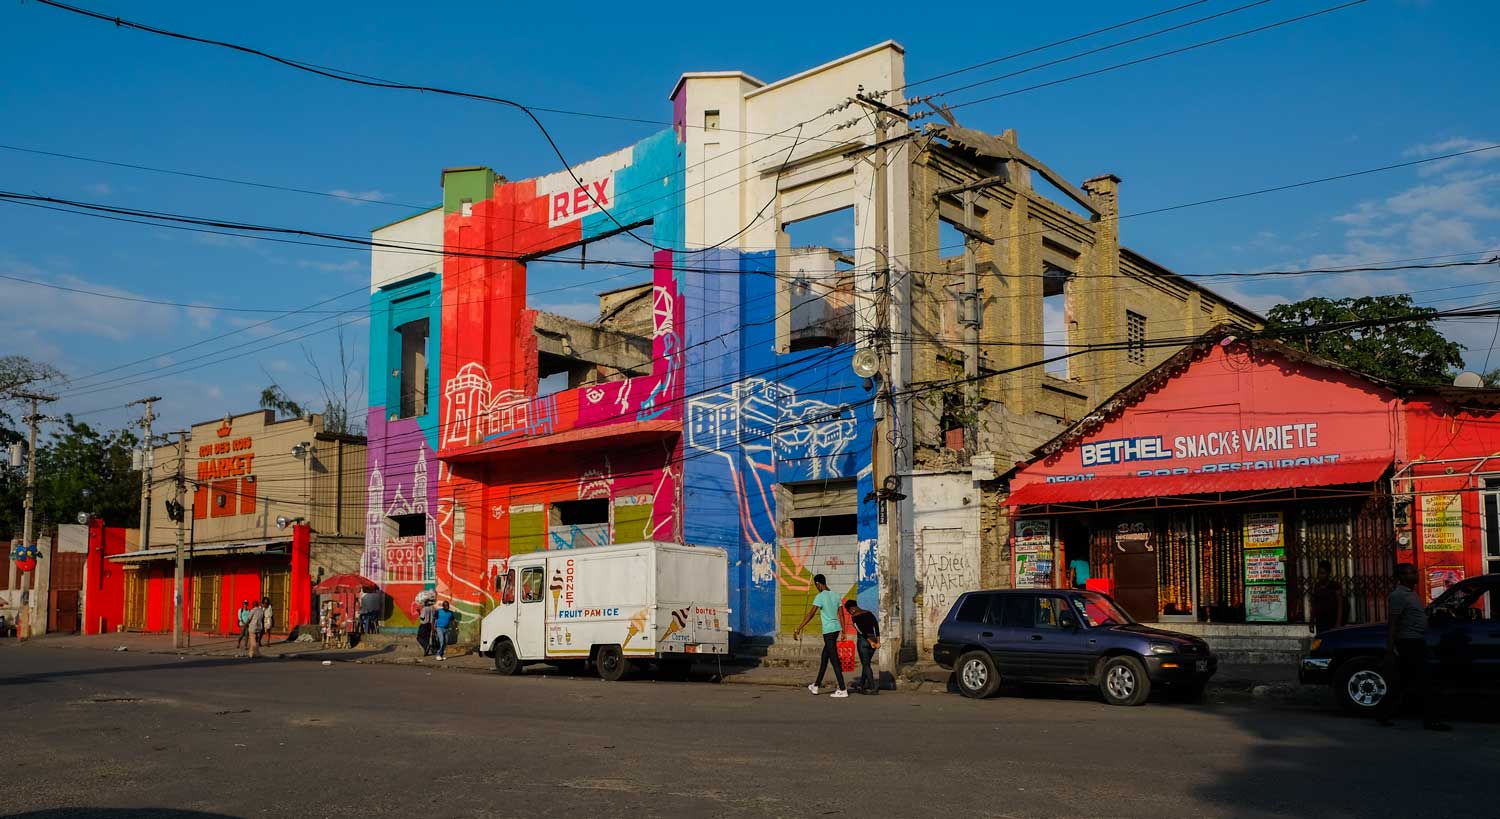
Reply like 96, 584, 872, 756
5, 804, 240, 810
0, 644, 399, 687
1193, 688, 1500, 814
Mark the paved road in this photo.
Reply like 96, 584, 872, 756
3, 644, 1497, 819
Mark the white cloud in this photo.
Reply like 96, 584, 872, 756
1404, 137, 1500, 177
85, 182, 112, 197
0, 256, 181, 342
328, 189, 391, 206
298, 259, 363, 273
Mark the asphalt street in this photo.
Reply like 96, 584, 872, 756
2, 644, 1497, 819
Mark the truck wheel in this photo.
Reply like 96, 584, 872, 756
1099, 656, 1151, 706
493, 640, 521, 676
1335, 656, 1392, 716
596, 645, 629, 682
955, 651, 1000, 699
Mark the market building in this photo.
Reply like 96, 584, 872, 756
362, 42, 1258, 663
84, 410, 365, 636
1004, 329, 1500, 655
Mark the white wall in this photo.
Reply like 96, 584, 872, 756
371, 207, 444, 292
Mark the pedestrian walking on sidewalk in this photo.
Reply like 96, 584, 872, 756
234, 601, 252, 650
844, 600, 880, 694
417, 599, 436, 656
244, 599, 268, 659
1379, 562, 1451, 731
792, 574, 848, 699
433, 601, 458, 661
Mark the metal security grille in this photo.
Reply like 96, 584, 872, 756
1293, 497, 1395, 625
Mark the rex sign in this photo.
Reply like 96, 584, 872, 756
1016, 346, 1397, 488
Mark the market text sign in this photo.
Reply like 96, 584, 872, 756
197, 436, 255, 481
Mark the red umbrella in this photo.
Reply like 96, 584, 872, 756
314, 573, 380, 594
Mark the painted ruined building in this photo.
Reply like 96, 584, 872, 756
362, 42, 1260, 658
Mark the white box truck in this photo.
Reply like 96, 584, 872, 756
478, 541, 730, 681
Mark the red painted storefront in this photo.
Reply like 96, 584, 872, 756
1006, 334, 1500, 626
86, 522, 313, 636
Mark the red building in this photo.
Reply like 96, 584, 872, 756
1005, 330, 1500, 631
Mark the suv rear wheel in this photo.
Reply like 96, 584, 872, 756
1334, 656, 1391, 716
1099, 656, 1151, 706
955, 651, 1000, 699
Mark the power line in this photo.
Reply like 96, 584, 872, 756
901, 0, 1214, 90
938, 0, 1372, 113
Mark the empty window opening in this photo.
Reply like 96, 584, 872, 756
390, 513, 426, 538
397, 318, 429, 419
526, 223, 656, 396
704, 110, 720, 131
1127, 311, 1147, 365
782, 208, 857, 353
938, 218, 965, 261
1042, 267, 1071, 378
785, 479, 859, 538
549, 498, 611, 549
550, 498, 609, 527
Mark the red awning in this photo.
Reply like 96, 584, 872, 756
1007, 458, 1391, 507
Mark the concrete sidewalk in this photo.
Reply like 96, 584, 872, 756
12, 631, 1316, 705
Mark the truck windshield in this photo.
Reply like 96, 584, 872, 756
1071, 593, 1135, 628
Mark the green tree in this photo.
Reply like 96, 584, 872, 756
1, 355, 66, 537
1264, 295, 1464, 385
33, 416, 142, 531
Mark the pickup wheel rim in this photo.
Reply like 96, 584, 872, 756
1347, 669, 1387, 707
1106, 664, 1136, 700
961, 658, 989, 691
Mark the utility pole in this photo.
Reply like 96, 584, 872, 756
171, 430, 189, 649
129, 397, 161, 550
960, 190, 980, 459
855, 90, 909, 682
16, 392, 55, 640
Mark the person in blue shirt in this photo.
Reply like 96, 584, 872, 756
792, 574, 848, 698
432, 601, 459, 661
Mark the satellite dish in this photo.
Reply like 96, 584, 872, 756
851, 348, 881, 379
1453, 371, 1484, 388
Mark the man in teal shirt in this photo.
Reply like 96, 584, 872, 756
793, 574, 848, 698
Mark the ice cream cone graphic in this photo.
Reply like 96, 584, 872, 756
661, 606, 690, 641
623, 607, 649, 647
549, 570, 564, 616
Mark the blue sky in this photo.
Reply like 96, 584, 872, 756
1, 0, 1497, 436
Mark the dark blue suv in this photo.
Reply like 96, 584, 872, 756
933, 589, 1217, 706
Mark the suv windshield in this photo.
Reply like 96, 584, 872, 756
1070, 593, 1135, 628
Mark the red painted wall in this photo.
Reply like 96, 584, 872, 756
1398, 399, 1500, 596
82, 520, 128, 635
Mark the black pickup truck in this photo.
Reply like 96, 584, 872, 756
1299, 574, 1500, 714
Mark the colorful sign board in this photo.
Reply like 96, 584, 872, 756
1014, 519, 1052, 553
1244, 548, 1286, 584
1015, 551, 1054, 589
1246, 585, 1288, 622
1420, 493, 1464, 552
1243, 511, 1284, 549
1428, 566, 1464, 601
